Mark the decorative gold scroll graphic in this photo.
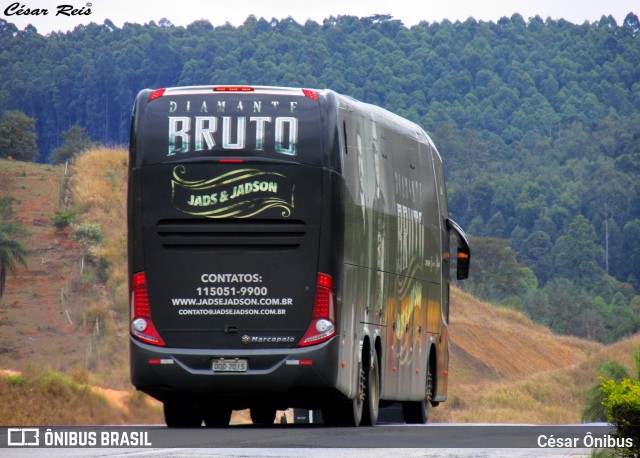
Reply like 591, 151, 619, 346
171, 166, 295, 218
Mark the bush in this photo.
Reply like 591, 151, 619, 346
600, 377, 640, 457
50, 125, 95, 164
50, 208, 75, 229
72, 223, 104, 251
7, 374, 24, 386
582, 361, 630, 422
96, 256, 109, 283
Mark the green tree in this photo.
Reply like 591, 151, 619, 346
0, 111, 38, 161
520, 230, 554, 285
0, 196, 28, 301
585, 159, 635, 276
582, 360, 630, 422
461, 237, 537, 305
603, 292, 640, 342
541, 278, 603, 338
599, 350, 640, 457
553, 215, 605, 291
622, 219, 640, 288
50, 125, 94, 164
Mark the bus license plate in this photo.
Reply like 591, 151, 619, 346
212, 359, 248, 372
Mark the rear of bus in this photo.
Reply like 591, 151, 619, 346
128, 86, 344, 419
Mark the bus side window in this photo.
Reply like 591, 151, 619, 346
446, 218, 470, 281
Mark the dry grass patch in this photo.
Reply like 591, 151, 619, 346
66, 148, 130, 380
437, 290, 640, 424
0, 369, 161, 425
449, 288, 602, 381
70, 148, 128, 306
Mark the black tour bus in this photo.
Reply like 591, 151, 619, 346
128, 85, 470, 427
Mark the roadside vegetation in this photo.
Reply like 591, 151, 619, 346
0, 369, 161, 425
0, 152, 163, 425
600, 376, 640, 457
65, 147, 130, 383
582, 348, 640, 457
0, 195, 27, 302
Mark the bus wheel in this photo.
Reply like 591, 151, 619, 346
361, 346, 380, 426
163, 398, 203, 428
250, 406, 277, 424
322, 359, 365, 427
203, 408, 232, 428
402, 362, 432, 424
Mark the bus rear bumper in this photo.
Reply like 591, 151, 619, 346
130, 336, 343, 408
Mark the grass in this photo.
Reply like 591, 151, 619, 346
1, 154, 141, 425
70, 148, 129, 316
0, 369, 161, 426
65, 148, 131, 385
432, 289, 640, 423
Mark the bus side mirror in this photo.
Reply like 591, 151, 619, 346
446, 218, 470, 280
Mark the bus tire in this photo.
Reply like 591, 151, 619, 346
402, 362, 432, 424
163, 398, 203, 428
321, 359, 365, 427
250, 406, 277, 424
203, 408, 232, 428
361, 346, 380, 426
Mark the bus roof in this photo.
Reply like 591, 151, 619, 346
149, 85, 319, 99
134, 85, 435, 165
333, 92, 430, 145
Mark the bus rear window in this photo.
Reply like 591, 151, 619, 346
134, 90, 323, 166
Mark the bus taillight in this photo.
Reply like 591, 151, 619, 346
302, 89, 319, 101
148, 88, 166, 101
214, 86, 254, 92
298, 273, 336, 347
130, 272, 165, 346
